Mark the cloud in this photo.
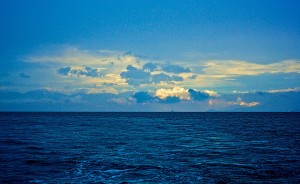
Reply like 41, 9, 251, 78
268, 87, 300, 93
21, 46, 300, 96
57, 67, 71, 75
160, 96, 181, 104
233, 97, 259, 107
19, 73, 30, 79
155, 87, 190, 100
1, 88, 300, 111
57, 66, 101, 77
202, 60, 300, 76
143, 62, 191, 74
120, 65, 151, 86
25, 46, 125, 65
132, 91, 182, 104
188, 89, 210, 101
239, 101, 259, 107
110, 97, 130, 104
162, 64, 191, 74
151, 73, 183, 83
132, 92, 155, 103
203, 90, 218, 97
143, 62, 159, 72
120, 65, 185, 86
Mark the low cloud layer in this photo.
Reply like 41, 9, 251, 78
1, 88, 299, 111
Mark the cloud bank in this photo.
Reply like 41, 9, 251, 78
0, 45, 297, 111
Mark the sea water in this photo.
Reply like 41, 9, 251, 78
0, 112, 299, 183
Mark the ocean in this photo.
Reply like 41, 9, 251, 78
0, 112, 299, 183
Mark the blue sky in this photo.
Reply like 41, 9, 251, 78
1, 0, 300, 111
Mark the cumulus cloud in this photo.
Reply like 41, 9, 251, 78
132, 92, 155, 103
188, 89, 210, 101
120, 65, 151, 86
155, 87, 190, 100
57, 66, 101, 77
120, 65, 185, 86
132, 91, 182, 104
203, 90, 218, 97
143, 62, 159, 72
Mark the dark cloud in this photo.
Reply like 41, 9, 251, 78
122, 64, 185, 86
57, 66, 100, 77
143, 62, 159, 72
188, 75, 197, 79
160, 96, 181, 103
161, 64, 191, 74
57, 67, 71, 75
132, 91, 181, 104
120, 65, 151, 86
19, 73, 30, 79
171, 75, 183, 81
132, 92, 155, 103
142, 62, 191, 74
151, 73, 183, 83
126, 65, 138, 71
151, 73, 172, 83
82, 67, 99, 77
188, 89, 210, 101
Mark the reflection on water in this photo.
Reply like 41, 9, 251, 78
0, 112, 299, 183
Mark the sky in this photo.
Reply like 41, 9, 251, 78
1, 0, 300, 111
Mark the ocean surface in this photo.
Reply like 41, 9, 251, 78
0, 112, 299, 183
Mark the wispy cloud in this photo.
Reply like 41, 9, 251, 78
268, 87, 300, 93
201, 60, 300, 75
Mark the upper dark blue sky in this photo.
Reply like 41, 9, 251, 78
1, 0, 300, 63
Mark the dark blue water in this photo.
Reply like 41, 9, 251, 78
0, 113, 299, 183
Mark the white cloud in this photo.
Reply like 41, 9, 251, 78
203, 90, 218, 97
239, 101, 259, 107
155, 87, 190, 100
235, 97, 259, 107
